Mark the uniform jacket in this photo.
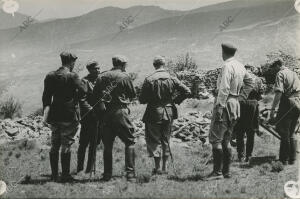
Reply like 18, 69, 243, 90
79, 74, 98, 119
274, 66, 300, 98
139, 68, 191, 123
93, 68, 136, 112
239, 74, 263, 101
42, 67, 85, 123
216, 57, 253, 121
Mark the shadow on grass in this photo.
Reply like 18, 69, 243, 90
19, 174, 125, 185
167, 173, 205, 182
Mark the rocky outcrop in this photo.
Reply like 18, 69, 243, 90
0, 111, 213, 145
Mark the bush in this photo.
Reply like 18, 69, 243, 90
0, 95, 22, 119
165, 52, 198, 74
260, 50, 300, 84
271, 161, 284, 173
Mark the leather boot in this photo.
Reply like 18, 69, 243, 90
49, 152, 59, 182
77, 146, 86, 173
207, 148, 223, 180
101, 148, 112, 181
289, 139, 297, 165
125, 146, 135, 182
86, 142, 97, 173
61, 152, 76, 183
222, 147, 232, 178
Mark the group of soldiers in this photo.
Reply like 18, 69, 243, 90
42, 43, 300, 183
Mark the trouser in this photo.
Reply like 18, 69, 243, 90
209, 105, 237, 175
50, 122, 80, 154
236, 130, 255, 159
101, 108, 135, 177
145, 120, 173, 158
234, 100, 259, 158
49, 121, 80, 179
276, 96, 300, 163
77, 116, 100, 172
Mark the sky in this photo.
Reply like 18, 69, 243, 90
14, 0, 233, 20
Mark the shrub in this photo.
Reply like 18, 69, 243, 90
271, 161, 284, 173
165, 52, 198, 74
0, 95, 22, 119
260, 50, 300, 84
259, 163, 272, 175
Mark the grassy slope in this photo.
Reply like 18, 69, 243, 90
0, 132, 294, 198
0, 102, 297, 198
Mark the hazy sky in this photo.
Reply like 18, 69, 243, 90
15, 0, 233, 20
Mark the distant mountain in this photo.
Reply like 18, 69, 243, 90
70, 0, 297, 68
0, 0, 298, 114
0, 10, 36, 30
0, 6, 185, 53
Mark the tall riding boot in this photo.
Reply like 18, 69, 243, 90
125, 146, 135, 182
102, 148, 112, 181
61, 152, 75, 183
49, 152, 59, 182
289, 138, 297, 165
207, 148, 223, 180
86, 140, 97, 173
222, 147, 232, 178
77, 145, 86, 173
162, 156, 168, 174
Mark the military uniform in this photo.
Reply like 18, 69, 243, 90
139, 69, 191, 158
93, 56, 136, 181
77, 72, 101, 173
42, 52, 84, 182
234, 74, 263, 161
274, 66, 300, 164
209, 44, 253, 178
139, 56, 191, 174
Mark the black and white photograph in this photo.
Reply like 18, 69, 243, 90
0, 0, 300, 198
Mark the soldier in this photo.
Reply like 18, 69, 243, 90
234, 65, 264, 162
93, 55, 136, 181
269, 58, 300, 165
208, 44, 253, 179
42, 52, 84, 182
139, 56, 191, 175
77, 61, 101, 174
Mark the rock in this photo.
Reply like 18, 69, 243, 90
5, 128, 19, 137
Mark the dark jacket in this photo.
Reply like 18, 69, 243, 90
79, 74, 98, 119
93, 68, 136, 112
239, 74, 263, 101
139, 69, 191, 123
42, 67, 85, 123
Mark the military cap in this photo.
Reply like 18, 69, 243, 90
153, 55, 166, 66
86, 61, 99, 70
112, 55, 128, 64
60, 51, 77, 65
221, 43, 237, 55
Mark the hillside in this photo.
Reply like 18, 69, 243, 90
0, 0, 298, 114
0, 10, 37, 30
